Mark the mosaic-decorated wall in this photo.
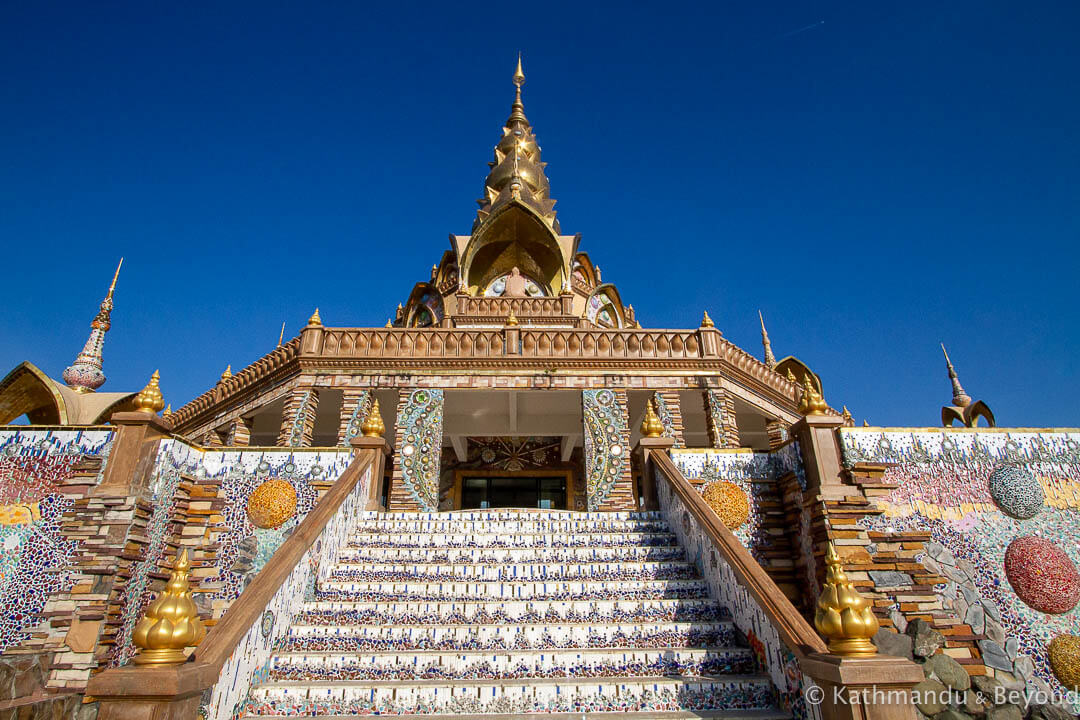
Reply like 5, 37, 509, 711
393, 389, 444, 512
582, 389, 631, 511
0, 429, 113, 652
655, 465, 820, 720
670, 444, 815, 607
839, 428, 1080, 704
110, 440, 355, 666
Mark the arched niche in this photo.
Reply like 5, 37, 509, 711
462, 203, 566, 296
0, 362, 68, 424
583, 284, 627, 329
571, 252, 598, 290
404, 283, 445, 328
774, 356, 823, 396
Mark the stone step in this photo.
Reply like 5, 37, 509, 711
264, 647, 756, 682
244, 711, 788, 720
357, 510, 663, 522
323, 565, 698, 584
349, 519, 670, 533
345, 533, 678, 548
316, 579, 708, 602
280, 622, 737, 653
244, 676, 779, 716
335, 546, 688, 564
291, 598, 726, 626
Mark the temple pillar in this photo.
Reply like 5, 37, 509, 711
388, 388, 443, 512
278, 386, 319, 447
337, 389, 373, 446
227, 416, 251, 447
582, 389, 634, 511
703, 387, 740, 449
765, 419, 790, 450
652, 390, 684, 448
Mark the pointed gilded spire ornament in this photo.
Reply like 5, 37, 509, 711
797, 374, 828, 416
133, 370, 165, 415
701, 311, 714, 329
63, 258, 124, 393
473, 56, 560, 233
640, 398, 664, 438
786, 368, 797, 383
758, 310, 776, 367
308, 308, 322, 326
278, 321, 286, 347
841, 406, 854, 427
506, 310, 519, 326
162, 404, 174, 421
815, 543, 879, 656
219, 365, 232, 383
941, 344, 971, 408
132, 549, 206, 665
361, 398, 385, 438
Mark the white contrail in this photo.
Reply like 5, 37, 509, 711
777, 20, 825, 39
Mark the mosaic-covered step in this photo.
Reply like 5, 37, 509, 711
242, 510, 782, 718
246, 677, 779, 717
265, 647, 757, 680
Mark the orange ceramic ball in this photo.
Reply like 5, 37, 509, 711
246, 478, 298, 530
702, 481, 750, 530
1049, 634, 1080, 692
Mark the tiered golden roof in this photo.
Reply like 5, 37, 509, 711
473, 56, 560, 233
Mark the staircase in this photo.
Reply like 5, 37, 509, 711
242, 510, 788, 718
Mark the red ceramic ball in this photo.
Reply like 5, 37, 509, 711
1004, 536, 1080, 615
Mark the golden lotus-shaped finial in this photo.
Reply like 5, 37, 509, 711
815, 543, 879, 656
701, 311, 714, 328
361, 398, 385, 438
132, 549, 206, 665
640, 398, 664, 438
133, 370, 165, 415
219, 364, 232, 382
308, 307, 322, 326
797, 374, 829, 415
506, 310, 519, 326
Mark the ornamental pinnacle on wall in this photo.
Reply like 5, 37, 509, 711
62, 259, 123, 393
473, 55, 560, 234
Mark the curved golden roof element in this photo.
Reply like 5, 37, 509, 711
775, 356, 822, 396
815, 543, 879, 656
0, 361, 70, 425
473, 56, 559, 235
133, 370, 165, 415
758, 310, 776, 367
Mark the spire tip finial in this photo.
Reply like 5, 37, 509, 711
513, 53, 525, 87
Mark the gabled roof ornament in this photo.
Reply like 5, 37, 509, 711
940, 344, 995, 427
63, 258, 123, 394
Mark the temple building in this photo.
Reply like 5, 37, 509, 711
0, 59, 1077, 720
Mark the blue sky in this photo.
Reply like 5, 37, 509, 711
1, 2, 1077, 427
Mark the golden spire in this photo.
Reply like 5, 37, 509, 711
277, 321, 286, 347
640, 398, 664, 438
132, 549, 206, 665
219, 364, 232, 382
863, 419, 870, 427
506, 310, 519, 326
361, 398, 385, 438
815, 543, 879, 656
786, 368, 797, 383
941, 343, 971, 408
62, 258, 125, 393
797, 374, 828, 415
473, 56, 559, 233
700, 311, 714, 329
758, 310, 776, 367
385, 319, 392, 328
308, 308, 322, 326
133, 370, 165, 415
162, 404, 173, 421
842, 405, 854, 427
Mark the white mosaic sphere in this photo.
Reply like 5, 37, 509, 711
987, 465, 1044, 519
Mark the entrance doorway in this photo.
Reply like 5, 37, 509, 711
454, 470, 572, 510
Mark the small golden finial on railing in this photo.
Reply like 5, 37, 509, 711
797, 374, 828, 415
786, 368, 797, 383
162, 404, 173, 421
815, 542, 879, 656
506, 310, 519, 326
219, 364, 232, 383
640, 398, 664, 438
308, 308, 322, 326
361, 398, 385, 438
842, 406, 854, 426
385, 319, 393, 328
700, 311, 714, 328
132, 549, 206, 665
133, 370, 165, 415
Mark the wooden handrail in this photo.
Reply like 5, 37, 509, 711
652, 451, 828, 658
87, 447, 377, 699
